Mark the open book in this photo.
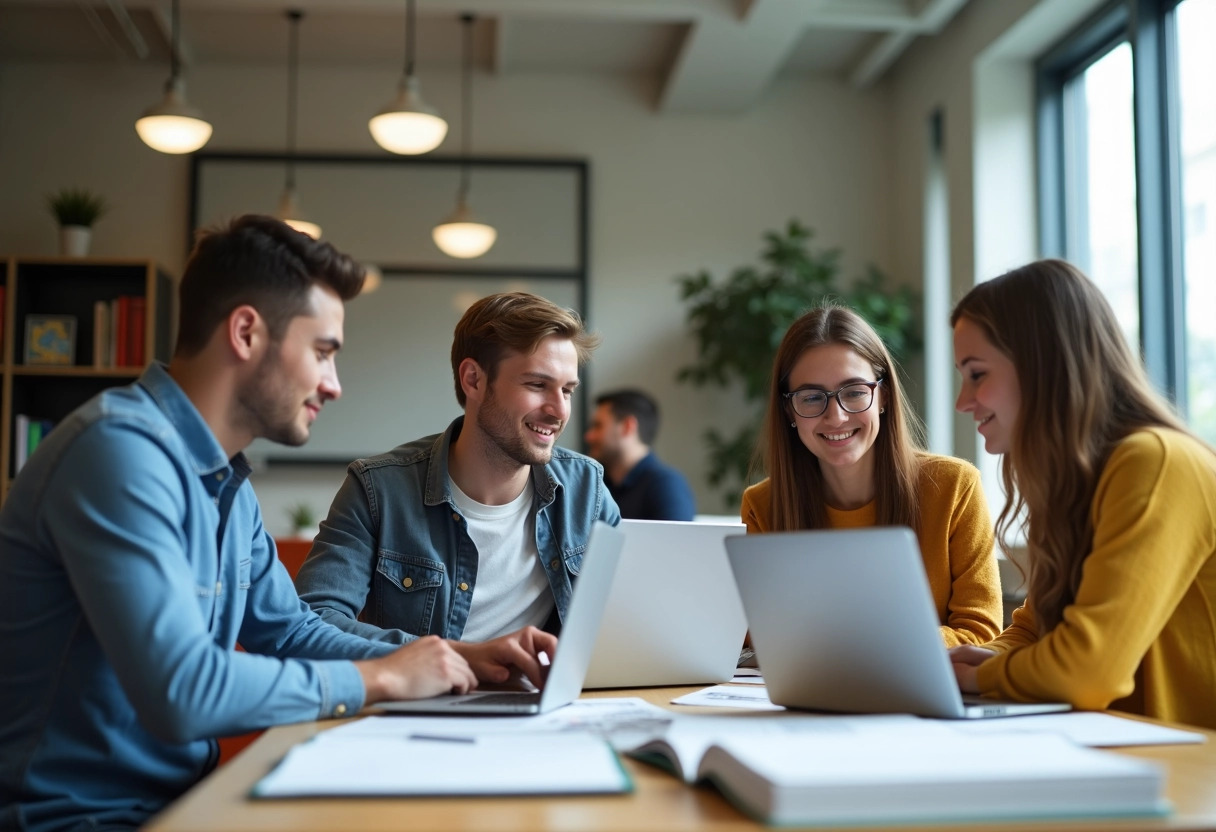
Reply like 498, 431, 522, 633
627, 718, 1166, 825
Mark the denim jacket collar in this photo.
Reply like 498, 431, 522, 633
138, 362, 250, 483
423, 416, 559, 510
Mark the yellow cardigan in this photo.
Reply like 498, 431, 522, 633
977, 428, 1216, 730
740, 454, 1003, 647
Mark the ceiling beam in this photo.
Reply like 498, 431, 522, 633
658, 0, 806, 113
848, 0, 969, 87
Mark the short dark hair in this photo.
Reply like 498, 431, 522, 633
451, 292, 600, 407
595, 389, 660, 445
174, 214, 365, 356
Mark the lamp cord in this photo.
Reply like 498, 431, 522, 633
458, 13, 474, 203
286, 9, 302, 190
404, 0, 416, 78
169, 0, 180, 80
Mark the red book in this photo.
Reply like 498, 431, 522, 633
128, 296, 146, 366
115, 296, 129, 367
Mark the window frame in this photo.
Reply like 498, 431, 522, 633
1036, 0, 1189, 409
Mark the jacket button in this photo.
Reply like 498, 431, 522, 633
334, 704, 347, 716
549, 559, 559, 571
459, 582, 469, 591
452, 512, 461, 522
402, 577, 413, 588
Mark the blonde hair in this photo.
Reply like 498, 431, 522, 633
758, 304, 924, 531
451, 292, 599, 406
950, 259, 1191, 633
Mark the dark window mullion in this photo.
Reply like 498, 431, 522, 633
1130, 0, 1187, 406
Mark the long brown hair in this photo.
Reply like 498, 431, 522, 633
758, 304, 923, 531
950, 259, 1190, 633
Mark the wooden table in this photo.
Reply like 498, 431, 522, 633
146, 687, 1216, 832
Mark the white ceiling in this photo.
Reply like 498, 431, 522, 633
0, 0, 970, 112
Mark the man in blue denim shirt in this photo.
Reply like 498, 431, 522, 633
296, 292, 620, 683
0, 216, 481, 832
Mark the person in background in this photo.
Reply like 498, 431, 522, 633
0, 216, 476, 832
584, 389, 696, 521
741, 304, 1003, 647
949, 259, 1216, 729
295, 292, 619, 684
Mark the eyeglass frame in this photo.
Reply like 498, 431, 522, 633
782, 379, 884, 419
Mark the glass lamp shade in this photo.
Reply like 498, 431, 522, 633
135, 79, 213, 154
368, 76, 448, 155
432, 202, 497, 259
277, 188, 322, 239
360, 264, 383, 294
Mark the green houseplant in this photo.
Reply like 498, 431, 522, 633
286, 502, 319, 539
46, 187, 108, 257
676, 220, 921, 508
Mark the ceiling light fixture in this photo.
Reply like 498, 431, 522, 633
432, 14, 496, 259
277, 9, 321, 239
135, 0, 212, 154
369, 0, 448, 155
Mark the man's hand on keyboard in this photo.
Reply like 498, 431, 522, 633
449, 626, 557, 689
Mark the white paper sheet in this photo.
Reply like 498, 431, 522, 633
671, 684, 785, 710
942, 711, 1207, 747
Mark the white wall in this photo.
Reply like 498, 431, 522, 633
0, 61, 892, 532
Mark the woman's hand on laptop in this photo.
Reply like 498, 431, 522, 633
356, 635, 478, 703
948, 645, 996, 694
449, 626, 558, 689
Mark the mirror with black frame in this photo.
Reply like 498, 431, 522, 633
190, 152, 589, 465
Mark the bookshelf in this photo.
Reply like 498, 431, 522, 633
0, 258, 175, 502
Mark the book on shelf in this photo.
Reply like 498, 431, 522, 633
626, 719, 1166, 826
252, 732, 632, 799
13, 415, 56, 474
90, 296, 146, 369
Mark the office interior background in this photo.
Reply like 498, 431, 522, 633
0, 0, 1211, 536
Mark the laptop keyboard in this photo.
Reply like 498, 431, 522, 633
453, 692, 542, 707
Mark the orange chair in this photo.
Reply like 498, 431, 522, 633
216, 537, 314, 765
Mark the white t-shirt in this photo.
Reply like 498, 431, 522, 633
449, 477, 555, 642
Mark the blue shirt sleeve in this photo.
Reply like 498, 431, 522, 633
44, 421, 376, 743
295, 471, 418, 644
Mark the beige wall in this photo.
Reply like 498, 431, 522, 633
0, 61, 892, 530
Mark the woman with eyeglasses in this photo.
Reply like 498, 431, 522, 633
948, 260, 1216, 729
742, 305, 1003, 647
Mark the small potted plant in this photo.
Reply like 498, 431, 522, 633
286, 502, 320, 540
46, 187, 107, 257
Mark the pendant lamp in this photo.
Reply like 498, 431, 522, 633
432, 14, 496, 259
369, 0, 447, 155
135, 0, 212, 154
277, 10, 321, 239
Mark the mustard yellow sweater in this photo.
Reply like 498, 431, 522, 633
740, 454, 1002, 647
977, 428, 1216, 730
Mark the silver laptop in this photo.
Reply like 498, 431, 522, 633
725, 527, 1070, 719
376, 521, 625, 715
583, 519, 748, 689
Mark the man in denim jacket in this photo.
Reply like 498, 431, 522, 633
296, 292, 621, 684
0, 216, 479, 832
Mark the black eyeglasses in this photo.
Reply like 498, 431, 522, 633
783, 379, 883, 419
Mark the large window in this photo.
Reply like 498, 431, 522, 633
1039, 0, 1214, 444
1176, 0, 1216, 442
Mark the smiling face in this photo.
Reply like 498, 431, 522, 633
953, 316, 1022, 455
237, 284, 344, 447
476, 335, 580, 468
785, 342, 884, 474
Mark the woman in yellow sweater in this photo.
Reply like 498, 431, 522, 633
741, 305, 1002, 647
949, 260, 1216, 730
